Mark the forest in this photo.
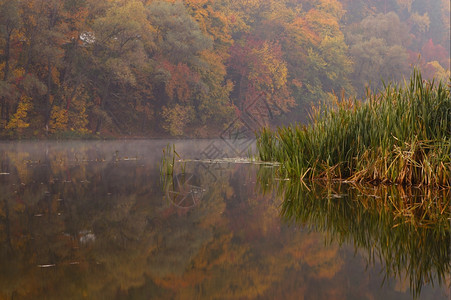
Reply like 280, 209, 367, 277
0, 0, 449, 138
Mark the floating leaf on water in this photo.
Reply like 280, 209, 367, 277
37, 264, 55, 268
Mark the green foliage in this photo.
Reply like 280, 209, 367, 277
346, 12, 411, 95
160, 143, 178, 177
148, 1, 212, 65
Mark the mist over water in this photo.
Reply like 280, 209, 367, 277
0, 140, 449, 299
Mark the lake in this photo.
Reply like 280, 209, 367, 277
0, 140, 449, 299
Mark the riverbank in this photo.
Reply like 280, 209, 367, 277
0, 123, 227, 140
256, 71, 451, 188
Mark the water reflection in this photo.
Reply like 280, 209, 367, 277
0, 141, 449, 299
274, 178, 450, 297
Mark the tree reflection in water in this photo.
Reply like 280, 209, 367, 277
0, 141, 449, 299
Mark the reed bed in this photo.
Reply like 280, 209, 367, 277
257, 70, 451, 187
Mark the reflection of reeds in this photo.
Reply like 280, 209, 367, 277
277, 180, 450, 297
160, 144, 178, 189
256, 70, 451, 187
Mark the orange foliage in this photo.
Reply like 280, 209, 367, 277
159, 61, 200, 103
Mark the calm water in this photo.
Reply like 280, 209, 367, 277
0, 140, 449, 299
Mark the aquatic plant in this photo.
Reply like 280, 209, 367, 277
257, 70, 451, 187
160, 143, 186, 176
160, 143, 176, 176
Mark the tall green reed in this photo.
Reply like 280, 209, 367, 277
160, 143, 187, 189
257, 70, 451, 187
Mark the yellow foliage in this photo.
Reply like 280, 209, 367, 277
51, 67, 60, 85
426, 61, 450, 82
317, 0, 345, 19
6, 96, 32, 130
12, 67, 25, 79
161, 104, 195, 136
68, 95, 89, 132
0, 62, 4, 78
305, 8, 341, 37
248, 41, 288, 92
397, 0, 413, 12
49, 105, 68, 132
184, 0, 232, 50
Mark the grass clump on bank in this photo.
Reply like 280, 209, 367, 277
257, 70, 451, 187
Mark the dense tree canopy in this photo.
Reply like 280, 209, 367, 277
0, 0, 449, 137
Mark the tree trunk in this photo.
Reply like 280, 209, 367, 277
4, 30, 11, 81
95, 78, 111, 134
45, 59, 52, 127
1, 30, 12, 123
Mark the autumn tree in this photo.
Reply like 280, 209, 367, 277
225, 0, 353, 123
148, 1, 231, 136
299, 0, 354, 103
0, 0, 448, 137
229, 37, 294, 118
0, 0, 22, 126
183, 0, 235, 130
87, 0, 154, 134
346, 12, 410, 95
